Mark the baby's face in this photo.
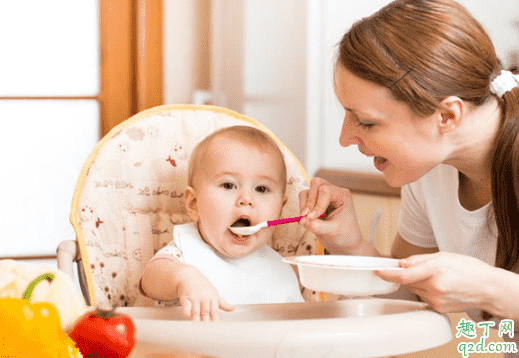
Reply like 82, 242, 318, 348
186, 137, 286, 258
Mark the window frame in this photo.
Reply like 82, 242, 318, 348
0, 0, 163, 260
101, 0, 163, 136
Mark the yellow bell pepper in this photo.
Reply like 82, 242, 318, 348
0, 273, 82, 358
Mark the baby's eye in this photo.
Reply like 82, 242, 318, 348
255, 186, 270, 193
221, 182, 236, 190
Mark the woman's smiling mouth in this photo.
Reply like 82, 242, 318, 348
374, 156, 388, 165
358, 146, 389, 171
374, 156, 389, 171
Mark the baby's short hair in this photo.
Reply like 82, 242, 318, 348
188, 126, 287, 193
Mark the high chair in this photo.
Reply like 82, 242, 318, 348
57, 104, 454, 358
57, 104, 323, 308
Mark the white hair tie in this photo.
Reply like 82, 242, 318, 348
490, 70, 519, 98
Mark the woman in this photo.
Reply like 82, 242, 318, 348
299, 0, 519, 345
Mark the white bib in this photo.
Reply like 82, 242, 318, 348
174, 222, 304, 305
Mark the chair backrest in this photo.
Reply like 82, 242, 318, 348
70, 104, 322, 308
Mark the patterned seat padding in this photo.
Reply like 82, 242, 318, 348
70, 104, 322, 308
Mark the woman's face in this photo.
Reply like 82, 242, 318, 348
334, 65, 447, 187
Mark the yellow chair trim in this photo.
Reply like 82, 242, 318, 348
69, 104, 323, 306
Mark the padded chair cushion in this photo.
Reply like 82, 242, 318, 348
71, 105, 320, 307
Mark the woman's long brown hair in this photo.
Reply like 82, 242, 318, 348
337, 0, 519, 280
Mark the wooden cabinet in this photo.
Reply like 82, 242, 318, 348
352, 192, 400, 256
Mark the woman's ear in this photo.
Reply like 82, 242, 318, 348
438, 96, 464, 134
184, 186, 199, 221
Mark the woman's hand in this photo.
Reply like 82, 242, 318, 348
375, 252, 498, 314
299, 178, 364, 254
176, 266, 235, 321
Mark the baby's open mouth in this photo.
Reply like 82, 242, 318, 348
231, 217, 251, 228
230, 217, 252, 239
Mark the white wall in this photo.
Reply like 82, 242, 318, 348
461, 0, 519, 65
240, 0, 307, 167
164, 0, 308, 170
307, 0, 395, 176
163, 1, 199, 104
307, 0, 519, 175
162, 1, 519, 176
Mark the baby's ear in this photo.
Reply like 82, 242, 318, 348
184, 186, 199, 222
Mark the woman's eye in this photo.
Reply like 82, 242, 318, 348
348, 110, 375, 129
256, 186, 270, 193
221, 182, 236, 190
357, 121, 375, 129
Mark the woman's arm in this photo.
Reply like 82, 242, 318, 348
377, 251, 519, 327
391, 233, 439, 258
486, 266, 519, 328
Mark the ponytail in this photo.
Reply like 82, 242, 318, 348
492, 87, 519, 272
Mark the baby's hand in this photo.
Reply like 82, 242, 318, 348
176, 266, 235, 321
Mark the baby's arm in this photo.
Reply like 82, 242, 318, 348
140, 256, 234, 321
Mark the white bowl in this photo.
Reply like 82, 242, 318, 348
283, 255, 402, 296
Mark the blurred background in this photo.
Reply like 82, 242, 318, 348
1, 0, 518, 265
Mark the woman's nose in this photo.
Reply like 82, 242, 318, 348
339, 115, 362, 147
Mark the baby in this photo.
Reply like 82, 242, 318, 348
139, 125, 304, 321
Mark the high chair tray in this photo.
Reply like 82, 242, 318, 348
119, 298, 452, 358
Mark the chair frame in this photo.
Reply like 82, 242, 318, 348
57, 240, 91, 305
59, 104, 324, 307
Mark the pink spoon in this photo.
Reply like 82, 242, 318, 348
229, 214, 325, 236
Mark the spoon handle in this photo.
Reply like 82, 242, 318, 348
267, 214, 325, 227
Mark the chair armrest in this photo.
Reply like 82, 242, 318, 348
56, 240, 80, 280
57, 240, 91, 306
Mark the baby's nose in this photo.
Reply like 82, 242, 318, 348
237, 191, 254, 206
238, 198, 253, 206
